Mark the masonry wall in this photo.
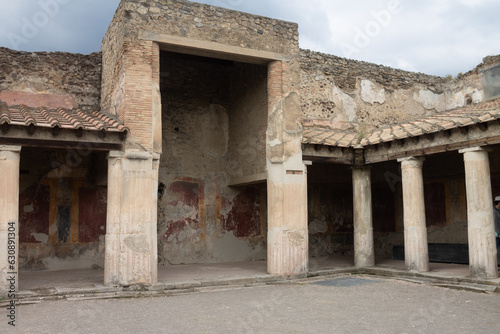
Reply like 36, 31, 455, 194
101, 0, 299, 117
120, 0, 298, 54
158, 51, 268, 265
18, 148, 108, 271
300, 49, 487, 130
0, 47, 101, 110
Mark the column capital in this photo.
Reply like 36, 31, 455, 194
108, 150, 124, 159
459, 146, 492, 154
0, 145, 22, 153
397, 156, 425, 168
108, 150, 154, 160
0, 146, 21, 161
352, 165, 371, 171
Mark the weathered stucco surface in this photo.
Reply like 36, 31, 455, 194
157, 51, 268, 265
17, 148, 108, 271
300, 49, 489, 130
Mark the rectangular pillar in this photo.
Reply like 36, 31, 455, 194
460, 147, 498, 278
105, 150, 159, 286
267, 163, 308, 276
398, 157, 429, 272
0, 146, 21, 294
352, 167, 375, 267
267, 60, 308, 276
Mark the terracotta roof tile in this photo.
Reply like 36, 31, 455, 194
414, 121, 436, 133
337, 133, 358, 147
0, 102, 10, 124
478, 113, 495, 122
359, 138, 370, 146
455, 117, 475, 127
401, 124, 424, 137
0, 101, 129, 134
380, 132, 394, 142
324, 132, 346, 146
436, 121, 457, 130
302, 101, 500, 149
391, 126, 407, 139
20, 105, 37, 126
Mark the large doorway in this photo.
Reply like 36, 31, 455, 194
157, 51, 269, 267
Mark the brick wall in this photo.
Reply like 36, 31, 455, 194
121, 40, 158, 152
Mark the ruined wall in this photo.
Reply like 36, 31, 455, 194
0, 47, 101, 111
18, 148, 108, 271
300, 49, 487, 130
102, 0, 299, 115
120, 0, 298, 54
158, 51, 267, 265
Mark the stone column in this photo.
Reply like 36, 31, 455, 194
105, 150, 159, 286
267, 60, 308, 276
0, 146, 21, 294
352, 167, 375, 267
459, 147, 498, 278
398, 157, 429, 272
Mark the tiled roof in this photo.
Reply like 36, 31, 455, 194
302, 99, 500, 148
0, 101, 129, 134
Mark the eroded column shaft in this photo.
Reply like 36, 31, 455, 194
399, 157, 429, 272
105, 151, 159, 286
460, 147, 498, 278
352, 167, 375, 268
0, 146, 21, 294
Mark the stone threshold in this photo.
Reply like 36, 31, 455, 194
2, 266, 499, 306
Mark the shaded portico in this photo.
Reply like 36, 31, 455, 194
0, 102, 128, 294
303, 103, 500, 278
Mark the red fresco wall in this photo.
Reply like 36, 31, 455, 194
222, 187, 261, 238
163, 179, 203, 241
78, 187, 107, 243
19, 184, 50, 243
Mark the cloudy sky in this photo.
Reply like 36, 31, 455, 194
1, 0, 499, 76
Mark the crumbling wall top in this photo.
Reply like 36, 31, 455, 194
110, 0, 299, 56
300, 49, 447, 93
0, 47, 101, 110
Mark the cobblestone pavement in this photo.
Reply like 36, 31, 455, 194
2, 276, 500, 334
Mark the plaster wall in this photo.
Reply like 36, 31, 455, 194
300, 50, 489, 130
18, 148, 108, 271
158, 51, 268, 265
